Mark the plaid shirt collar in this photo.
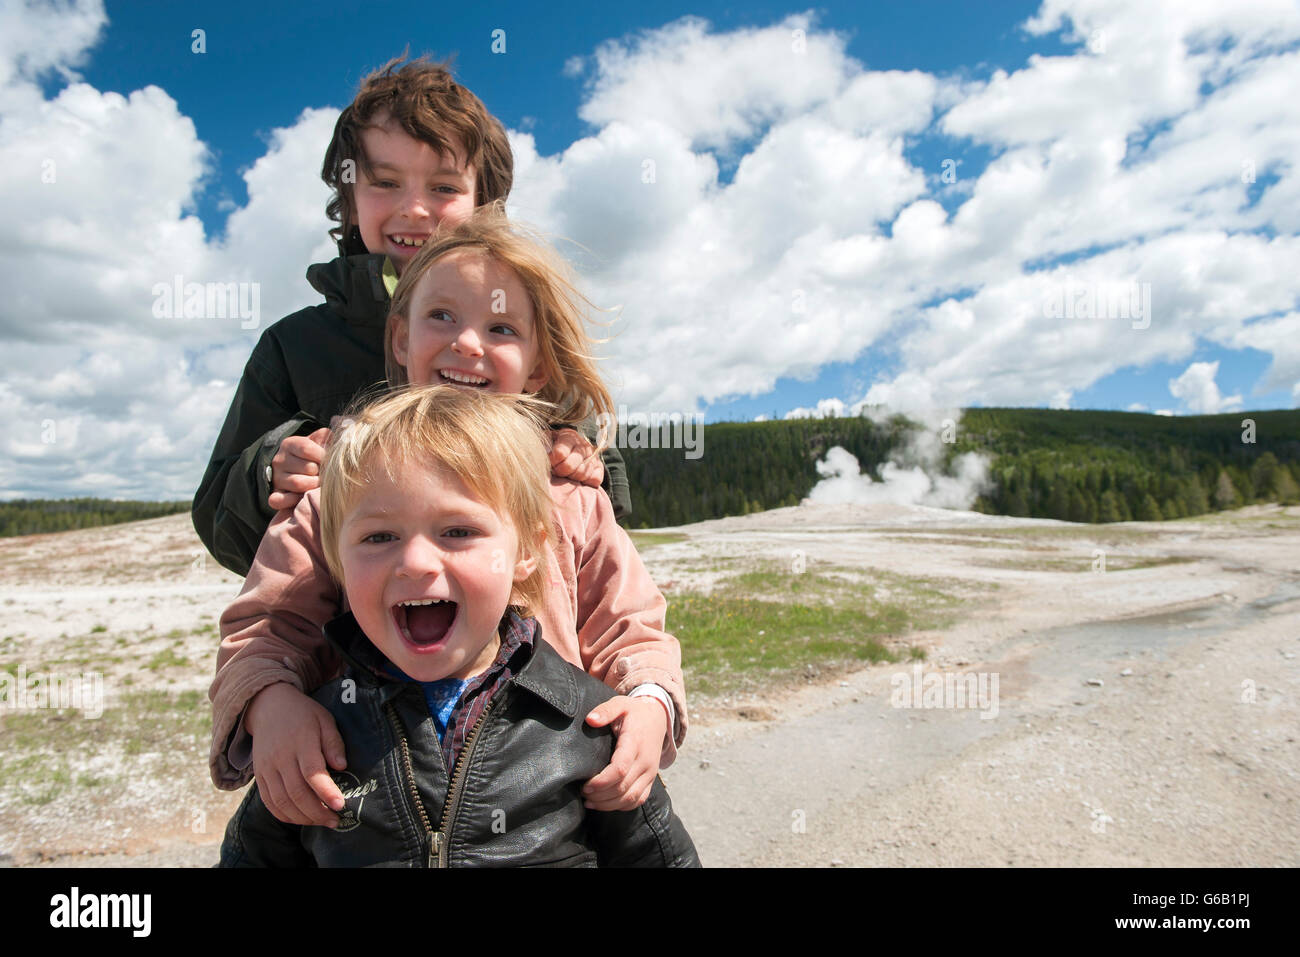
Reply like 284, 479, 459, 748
326, 609, 539, 772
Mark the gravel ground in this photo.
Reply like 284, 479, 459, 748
2, 503, 1296, 867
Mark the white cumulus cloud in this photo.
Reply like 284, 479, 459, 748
4, 0, 1300, 502
1168, 361, 1243, 413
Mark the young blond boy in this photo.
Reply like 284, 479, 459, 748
219, 386, 697, 867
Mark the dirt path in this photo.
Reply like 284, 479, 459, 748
662, 587, 1298, 866
2, 504, 1296, 867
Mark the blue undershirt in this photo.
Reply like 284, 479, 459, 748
379, 661, 469, 744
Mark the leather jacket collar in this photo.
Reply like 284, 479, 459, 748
321, 610, 584, 720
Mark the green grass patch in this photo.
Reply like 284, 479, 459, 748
146, 647, 190, 670
1185, 509, 1300, 529
970, 554, 1195, 572
0, 688, 209, 800
669, 563, 960, 695
956, 523, 1156, 544
628, 531, 689, 549
877, 534, 1052, 551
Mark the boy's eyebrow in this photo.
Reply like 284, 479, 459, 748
367, 159, 472, 178
342, 504, 396, 523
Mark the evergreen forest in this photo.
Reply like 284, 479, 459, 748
618, 408, 1300, 528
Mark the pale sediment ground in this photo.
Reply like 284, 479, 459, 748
0, 503, 1295, 867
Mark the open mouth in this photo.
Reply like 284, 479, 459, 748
393, 598, 457, 647
438, 369, 491, 388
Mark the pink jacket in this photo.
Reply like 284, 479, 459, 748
208, 477, 686, 789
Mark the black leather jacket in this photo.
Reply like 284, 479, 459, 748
219, 612, 699, 868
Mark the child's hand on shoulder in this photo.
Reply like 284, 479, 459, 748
246, 682, 348, 827
582, 695, 669, 810
549, 428, 604, 489
268, 427, 332, 511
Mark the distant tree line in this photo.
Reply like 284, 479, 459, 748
620, 415, 915, 527
619, 409, 1300, 528
4, 410, 1296, 536
0, 498, 190, 538
959, 409, 1299, 522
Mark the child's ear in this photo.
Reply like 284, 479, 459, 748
523, 363, 548, 394
512, 550, 538, 582
511, 524, 546, 581
390, 315, 409, 368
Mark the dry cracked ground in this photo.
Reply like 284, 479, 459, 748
0, 502, 1296, 867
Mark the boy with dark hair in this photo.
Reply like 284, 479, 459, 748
192, 56, 627, 580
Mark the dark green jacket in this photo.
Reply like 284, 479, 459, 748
192, 252, 631, 577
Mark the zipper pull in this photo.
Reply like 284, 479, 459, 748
428, 830, 441, 868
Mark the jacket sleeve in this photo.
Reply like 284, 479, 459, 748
219, 783, 316, 868
559, 417, 633, 523
591, 775, 700, 868
208, 488, 345, 790
192, 329, 325, 577
598, 441, 632, 523
569, 484, 688, 764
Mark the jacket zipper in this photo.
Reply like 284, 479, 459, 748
431, 697, 500, 868
383, 702, 437, 867
384, 693, 503, 868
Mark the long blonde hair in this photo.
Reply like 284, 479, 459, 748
385, 202, 614, 441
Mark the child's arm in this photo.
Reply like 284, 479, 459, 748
192, 342, 325, 576
583, 695, 672, 810
241, 682, 347, 827
209, 488, 347, 812
555, 481, 688, 805
550, 417, 632, 521
268, 427, 333, 510
549, 428, 605, 488
598, 437, 632, 521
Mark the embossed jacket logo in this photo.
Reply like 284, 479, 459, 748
332, 771, 379, 831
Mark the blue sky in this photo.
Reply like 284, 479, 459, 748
83, 0, 1056, 231
2, 0, 1299, 499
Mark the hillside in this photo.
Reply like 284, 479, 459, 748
619, 408, 1300, 527
2, 409, 1296, 538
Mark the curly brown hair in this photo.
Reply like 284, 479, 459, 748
322, 54, 514, 253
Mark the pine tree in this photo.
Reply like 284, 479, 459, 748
1098, 490, 1123, 524
1048, 482, 1070, 521
1179, 476, 1209, 517
1251, 452, 1281, 500
1213, 471, 1238, 510
1137, 494, 1163, 521
1272, 468, 1300, 504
